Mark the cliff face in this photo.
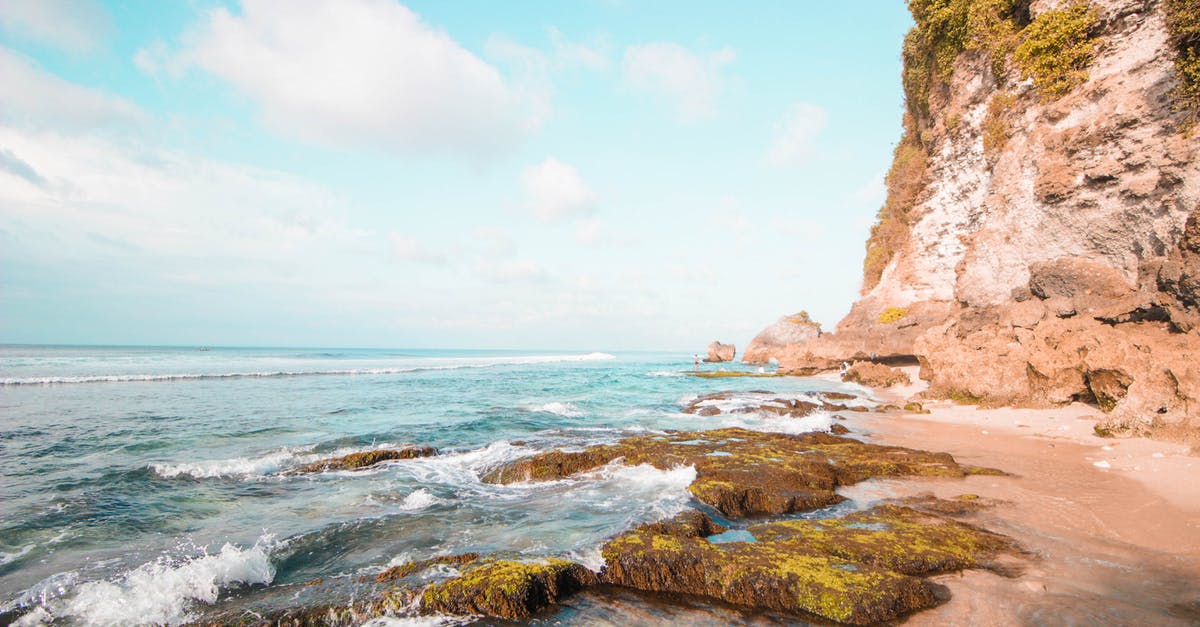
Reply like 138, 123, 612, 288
760, 0, 1200, 437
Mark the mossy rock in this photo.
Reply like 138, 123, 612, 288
292, 446, 437, 473
420, 558, 597, 620
483, 428, 1003, 517
749, 505, 1016, 576
600, 503, 1017, 624
375, 552, 480, 582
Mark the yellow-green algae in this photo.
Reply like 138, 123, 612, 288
419, 558, 597, 620
292, 446, 438, 473
596, 504, 1016, 624
600, 503, 1015, 624
749, 504, 1015, 575
483, 428, 1003, 518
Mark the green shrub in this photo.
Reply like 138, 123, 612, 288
1165, 0, 1200, 118
1013, 2, 1100, 99
982, 90, 1018, 156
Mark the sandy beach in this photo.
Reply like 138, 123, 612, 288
842, 370, 1200, 625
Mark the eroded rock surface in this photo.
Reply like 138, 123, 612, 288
292, 446, 438, 473
419, 558, 598, 620
745, 0, 1200, 438
704, 341, 736, 362
743, 312, 822, 364
601, 504, 1015, 625
842, 362, 911, 388
482, 428, 1001, 518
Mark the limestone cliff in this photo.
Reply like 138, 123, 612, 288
757, 0, 1200, 437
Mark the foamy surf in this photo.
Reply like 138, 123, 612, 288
0, 352, 617, 386
526, 401, 585, 417
21, 537, 275, 626
396, 488, 442, 511
359, 616, 474, 627
150, 448, 307, 479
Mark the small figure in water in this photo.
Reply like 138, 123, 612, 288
694, 354, 700, 370
840, 361, 850, 376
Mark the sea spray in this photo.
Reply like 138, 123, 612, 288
26, 537, 275, 626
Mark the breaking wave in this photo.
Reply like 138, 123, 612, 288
1, 353, 617, 386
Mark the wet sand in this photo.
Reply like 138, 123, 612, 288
851, 398, 1200, 625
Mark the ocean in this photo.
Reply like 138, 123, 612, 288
0, 345, 861, 625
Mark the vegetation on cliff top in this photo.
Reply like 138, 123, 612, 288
1013, 2, 1101, 99
1166, 0, 1200, 118
864, 0, 1099, 292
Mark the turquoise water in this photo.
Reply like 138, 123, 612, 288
0, 345, 859, 625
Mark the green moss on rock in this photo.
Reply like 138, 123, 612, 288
419, 559, 597, 620
483, 427, 1002, 518
601, 502, 1015, 624
292, 446, 437, 473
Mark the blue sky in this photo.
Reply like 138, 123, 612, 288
0, 0, 912, 351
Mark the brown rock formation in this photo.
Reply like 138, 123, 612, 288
842, 361, 912, 387
751, 0, 1200, 437
482, 427, 1001, 518
704, 341, 736, 362
600, 504, 1015, 625
420, 559, 598, 620
742, 312, 822, 364
291, 446, 437, 473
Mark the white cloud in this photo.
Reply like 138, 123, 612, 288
521, 157, 596, 222
622, 42, 735, 122
0, 45, 143, 131
0, 148, 45, 187
0, 0, 111, 53
473, 226, 517, 257
475, 259, 547, 283
389, 233, 447, 265
548, 27, 609, 70
767, 102, 827, 166
173, 0, 537, 158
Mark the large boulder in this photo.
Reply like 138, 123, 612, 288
703, 341, 736, 362
842, 361, 912, 388
743, 312, 822, 364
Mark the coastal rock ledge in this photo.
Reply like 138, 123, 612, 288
747, 0, 1200, 438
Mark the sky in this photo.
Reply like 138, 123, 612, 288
0, 0, 913, 352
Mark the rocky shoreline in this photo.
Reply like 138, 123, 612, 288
169, 388, 1046, 626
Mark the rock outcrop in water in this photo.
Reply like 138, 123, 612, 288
704, 341, 736, 362
482, 427, 1002, 518
291, 446, 437, 473
601, 503, 1015, 625
748, 0, 1200, 438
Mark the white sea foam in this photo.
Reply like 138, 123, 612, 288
0, 352, 617, 386
359, 616, 473, 627
31, 537, 275, 626
397, 488, 442, 511
395, 440, 526, 487
148, 442, 422, 480
527, 402, 585, 417
0, 544, 34, 565
150, 448, 305, 479
645, 370, 684, 377
718, 412, 837, 435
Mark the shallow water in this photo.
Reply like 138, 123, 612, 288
0, 345, 858, 625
